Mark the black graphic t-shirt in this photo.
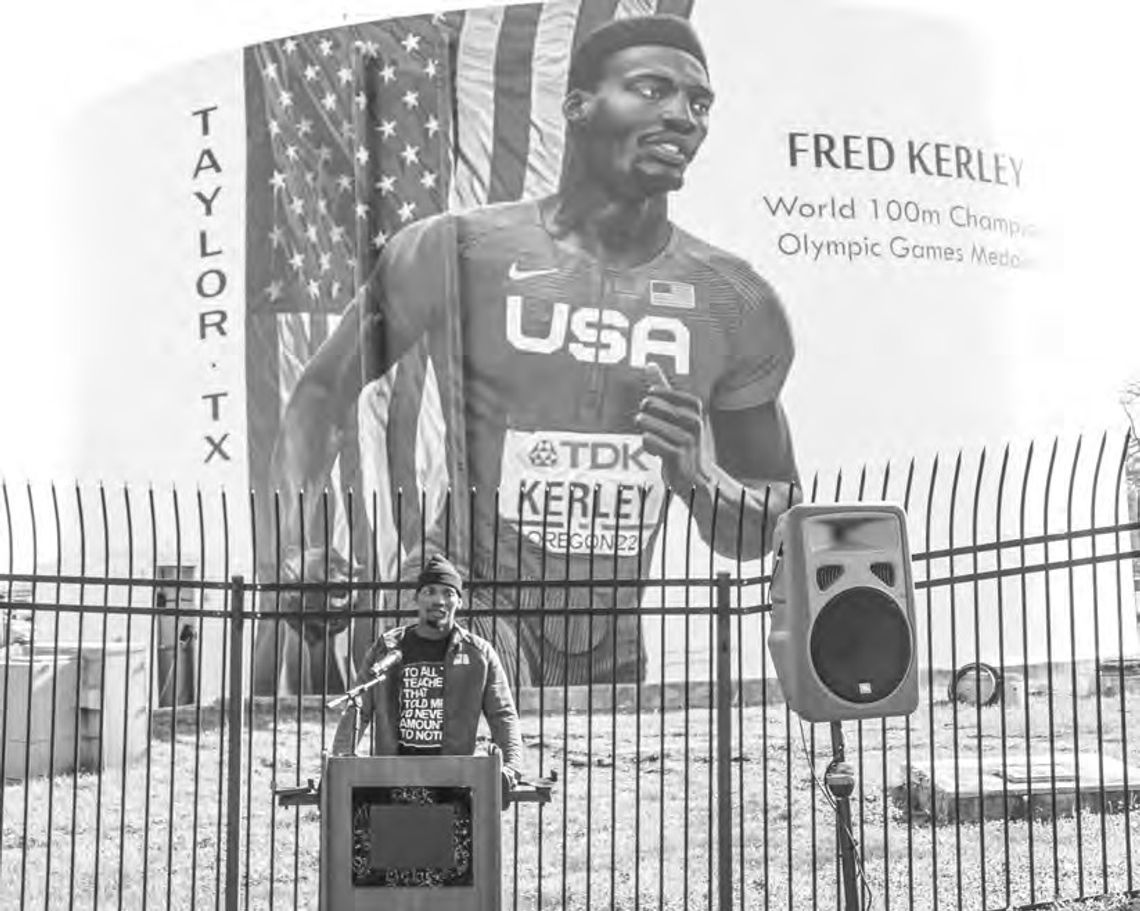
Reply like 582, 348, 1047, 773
397, 630, 450, 755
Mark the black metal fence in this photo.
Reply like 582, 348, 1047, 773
2, 433, 1139, 909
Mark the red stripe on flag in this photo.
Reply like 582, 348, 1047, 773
656, 0, 695, 17
487, 3, 545, 203
570, 0, 623, 50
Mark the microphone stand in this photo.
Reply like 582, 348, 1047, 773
277, 668, 396, 806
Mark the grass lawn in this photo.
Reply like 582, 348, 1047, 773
3, 682, 1139, 910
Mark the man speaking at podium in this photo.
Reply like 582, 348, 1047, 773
331, 554, 524, 785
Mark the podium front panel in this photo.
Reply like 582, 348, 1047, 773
321, 755, 501, 910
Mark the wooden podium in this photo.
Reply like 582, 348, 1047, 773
319, 754, 503, 911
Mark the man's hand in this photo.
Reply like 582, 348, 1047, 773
500, 765, 522, 811
634, 362, 708, 493
268, 546, 362, 644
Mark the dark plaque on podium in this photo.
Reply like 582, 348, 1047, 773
352, 786, 474, 887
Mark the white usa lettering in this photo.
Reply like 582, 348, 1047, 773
505, 296, 690, 375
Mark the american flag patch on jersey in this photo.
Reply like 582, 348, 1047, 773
649, 280, 696, 309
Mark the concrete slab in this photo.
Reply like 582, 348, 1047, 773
895, 752, 1140, 823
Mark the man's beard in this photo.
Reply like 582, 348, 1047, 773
631, 162, 684, 195
579, 136, 685, 198
425, 614, 452, 633
593, 160, 684, 201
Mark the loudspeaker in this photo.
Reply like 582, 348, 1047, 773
767, 503, 919, 722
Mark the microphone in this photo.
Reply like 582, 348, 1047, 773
327, 648, 403, 710
368, 649, 403, 680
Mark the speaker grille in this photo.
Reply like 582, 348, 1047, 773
816, 564, 844, 590
809, 587, 911, 704
870, 562, 896, 587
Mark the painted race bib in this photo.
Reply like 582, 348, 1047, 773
499, 430, 666, 556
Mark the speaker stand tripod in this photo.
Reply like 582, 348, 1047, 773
825, 721, 861, 911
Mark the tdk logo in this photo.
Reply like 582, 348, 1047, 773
526, 437, 654, 472
528, 440, 559, 468
506, 296, 691, 375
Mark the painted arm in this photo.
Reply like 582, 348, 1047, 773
636, 367, 800, 560
268, 214, 450, 559
268, 298, 364, 555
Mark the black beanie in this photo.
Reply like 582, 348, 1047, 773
417, 554, 463, 595
568, 14, 707, 91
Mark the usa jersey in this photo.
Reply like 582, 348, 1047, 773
362, 199, 793, 595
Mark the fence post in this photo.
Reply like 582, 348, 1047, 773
225, 575, 246, 911
715, 571, 733, 911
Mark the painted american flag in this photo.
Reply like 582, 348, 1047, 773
244, 14, 456, 577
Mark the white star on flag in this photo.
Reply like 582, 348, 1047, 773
330, 224, 346, 242
355, 146, 369, 165
400, 143, 420, 166
379, 64, 395, 84
372, 230, 388, 249
378, 120, 397, 139
401, 33, 421, 54
425, 59, 438, 79
297, 118, 312, 136
336, 174, 352, 192
322, 92, 337, 111
425, 115, 439, 137
283, 38, 298, 54
264, 61, 278, 80
319, 38, 333, 56
289, 251, 305, 272
266, 280, 283, 301
337, 66, 353, 85
289, 198, 305, 216
319, 251, 332, 272
269, 171, 286, 191
305, 224, 318, 243
376, 174, 396, 194
285, 145, 299, 161
355, 202, 369, 219
402, 90, 419, 109
269, 226, 284, 247
268, 119, 281, 136
307, 278, 320, 299
420, 170, 437, 189
278, 90, 293, 109
398, 200, 417, 221
304, 64, 319, 81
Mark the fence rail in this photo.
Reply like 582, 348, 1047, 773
2, 433, 1139, 909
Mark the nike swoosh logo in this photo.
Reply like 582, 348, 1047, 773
508, 262, 558, 281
